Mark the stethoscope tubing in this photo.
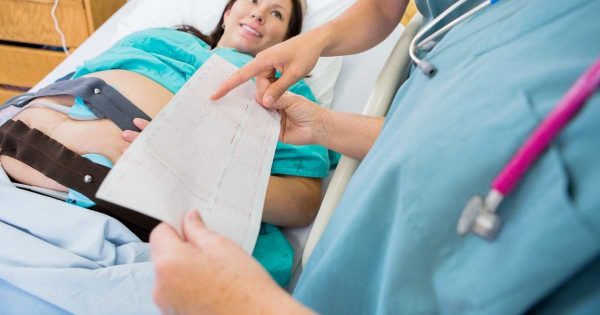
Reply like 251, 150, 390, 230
492, 58, 600, 196
416, 1, 490, 50
457, 59, 600, 240
410, 0, 499, 77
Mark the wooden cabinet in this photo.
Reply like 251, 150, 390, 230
0, 0, 126, 102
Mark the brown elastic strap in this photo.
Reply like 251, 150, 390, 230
0, 120, 159, 241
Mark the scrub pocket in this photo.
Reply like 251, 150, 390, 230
431, 92, 600, 315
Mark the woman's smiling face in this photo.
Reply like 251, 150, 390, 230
217, 0, 293, 55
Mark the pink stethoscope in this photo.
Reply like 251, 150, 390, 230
457, 58, 600, 240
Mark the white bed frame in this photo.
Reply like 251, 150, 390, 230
301, 14, 423, 267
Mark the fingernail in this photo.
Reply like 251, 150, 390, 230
264, 95, 274, 107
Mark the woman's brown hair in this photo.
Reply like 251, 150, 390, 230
176, 0, 304, 49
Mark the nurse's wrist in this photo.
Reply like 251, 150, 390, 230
304, 27, 332, 56
314, 107, 335, 148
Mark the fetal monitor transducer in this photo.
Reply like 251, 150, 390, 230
457, 58, 600, 240
409, 0, 500, 77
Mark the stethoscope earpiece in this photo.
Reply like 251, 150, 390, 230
410, 0, 499, 78
416, 61, 437, 78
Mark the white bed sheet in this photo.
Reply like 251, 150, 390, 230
0, 169, 156, 314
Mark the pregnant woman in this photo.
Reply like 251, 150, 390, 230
0, 0, 330, 286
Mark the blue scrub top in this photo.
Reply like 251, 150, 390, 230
294, 0, 600, 313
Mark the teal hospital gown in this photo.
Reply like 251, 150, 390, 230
72, 28, 334, 286
294, 0, 600, 313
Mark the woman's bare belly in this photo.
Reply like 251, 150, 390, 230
0, 70, 174, 191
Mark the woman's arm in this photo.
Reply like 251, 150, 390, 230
317, 110, 384, 161
264, 175, 321, 227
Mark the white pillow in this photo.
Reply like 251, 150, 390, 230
112, 0, 355, 108
114, 0, 224, 35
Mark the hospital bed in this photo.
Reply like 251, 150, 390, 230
301, 13, 423, 267
0, 0, 419, 313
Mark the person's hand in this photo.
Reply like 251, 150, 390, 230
265, 92, 329, 145
212, 34, 323, 107
151, 211, 308, 315
270, 91, 330, 146
121, 118, 150, 143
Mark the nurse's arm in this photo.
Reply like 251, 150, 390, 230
316, 0, 409, 56
317, 110, 384, 160
212, 0, 408, 104
272, 93, 383, 161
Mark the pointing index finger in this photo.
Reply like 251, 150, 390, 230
211, 60, 266, 100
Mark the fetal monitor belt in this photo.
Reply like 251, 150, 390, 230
0, 120, 159, 241
2, 77, 151, 132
